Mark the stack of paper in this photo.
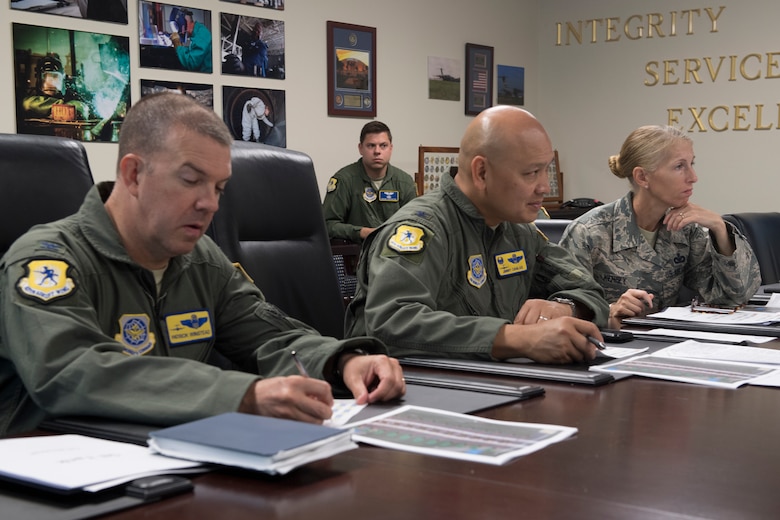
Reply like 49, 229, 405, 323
591, 340, 780, 388
148, 412, 357, 475
0, 435, 203, 493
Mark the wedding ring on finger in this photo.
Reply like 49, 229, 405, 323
538, 315, 549, 322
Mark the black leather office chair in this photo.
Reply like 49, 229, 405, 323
722, 212, 780, 284
0, 133, 94, 258
207, 141, 345, 339
533, 219, 572, 244
330, 238, 360, 306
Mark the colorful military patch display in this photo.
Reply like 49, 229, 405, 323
388, 225, 425, 253
495, 250, 528, 278
16, 259, 75, 303
467, 254, 486, 288
114, 314, 156, 356
165, 310, 214, 346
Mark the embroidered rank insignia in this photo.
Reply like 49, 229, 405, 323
388, 225, 425, 253
379, 190, 399, 202
467, 255, 486, 288
327, 177, 338, 193
114, 314, 155, 356
165, 310, 214, 346
495, 250, 528, 278
17, 259, 76, 303
363, 187, 377, 203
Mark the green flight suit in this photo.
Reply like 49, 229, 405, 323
345, 171, 609, 359
322, 159, 417, 243
0, 183, 385, 435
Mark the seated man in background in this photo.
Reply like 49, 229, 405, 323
0, 93, 404, 437
346, 106, 609, 364
323, 121, 417, 243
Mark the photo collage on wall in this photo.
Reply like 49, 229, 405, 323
9, 0, 288, 147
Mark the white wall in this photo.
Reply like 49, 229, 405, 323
0, 0, 540, 198
4, 1, 774, 214
538, 0, 778, 213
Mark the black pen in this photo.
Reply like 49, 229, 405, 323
290, 350, 309, 377
586, 335, 607, 350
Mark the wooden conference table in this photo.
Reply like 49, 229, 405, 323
98, 355, 780, 520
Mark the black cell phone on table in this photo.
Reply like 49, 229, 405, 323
599, 329, 634, 343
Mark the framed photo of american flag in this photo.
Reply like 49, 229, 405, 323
465, 43, 493, 116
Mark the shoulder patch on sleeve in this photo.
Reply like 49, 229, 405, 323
387, 224, 426, 253
327, 177, 338, 193
232, 262, 254, 283
16, 259, 76, 303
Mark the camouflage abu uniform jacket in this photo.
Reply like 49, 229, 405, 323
558, 192, 761, 309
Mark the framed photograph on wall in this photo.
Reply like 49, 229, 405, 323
140, 80, 214, 108
220, 0, 284, 10
327, 21, 376, 118
138, 2, 213, 74
11, 0, 129, 24
465, 43, 493, 116
12, 23, 130, 143
544, 150, 564, 205
497, 64, 524, 106
415, 146, 459, 195
220, 13, 285, 79
222, 86, 286, 148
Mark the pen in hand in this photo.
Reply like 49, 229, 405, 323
586, 335, 606, 350
290, 350, 310, 377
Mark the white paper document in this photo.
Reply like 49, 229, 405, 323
649, 306, 780, 325
591, 351, 776, 389
599, 345, 648, 359
626, 327, 776, 344
653, 339, 780, 365
748, 370, 780, 387
324, 399, 367, 427
0, 434, 203, 493
349, 405, 577, 465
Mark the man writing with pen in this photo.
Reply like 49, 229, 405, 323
0, 93, 405, 437
345, 106, 610, 364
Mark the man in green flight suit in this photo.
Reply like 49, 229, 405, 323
0, 93, 404, 436
322, 121, 417, 243
346, 106, 610, 364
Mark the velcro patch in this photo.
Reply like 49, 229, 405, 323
327, 177, 337, 192
387, 224, 425, 253
115, 314, 155, 356
467, 255, 486, 288
495, 250, 527, 278
379, 190, 399, 202
166, 310, 214, 346
16, 259, 75, 303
